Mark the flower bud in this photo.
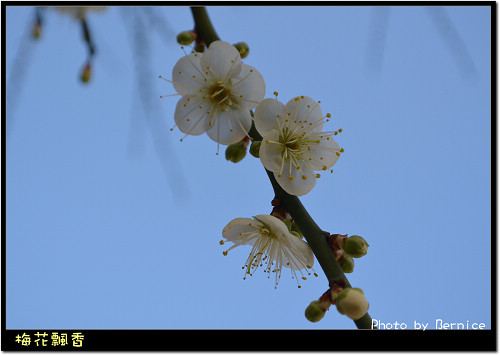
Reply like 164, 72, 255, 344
305, 301, 326, 323
32, 22, 42, 39
335, 288, 369, 320
233, 42, 250, 58
343, 235, 369, 258
249, 140, 261, 158
80, 62, 91, 83
339, 255, 354, 273
176, 30, 196, 45
225, 142, 247, 163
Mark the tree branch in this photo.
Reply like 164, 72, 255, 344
191, 7, 220, 45
189, 5, 374, 330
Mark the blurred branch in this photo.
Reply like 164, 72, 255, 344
7, 7, 40, 138
425, 7, 479, 82
191, 6, 374, 330
141, 7, 176, 45
80, 17, 96, 59
364, 7, 390, 79
120, 7, 190, 202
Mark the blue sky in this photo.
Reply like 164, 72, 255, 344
6, 5, 491, 330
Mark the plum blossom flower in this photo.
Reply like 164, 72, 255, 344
253, 95, 343, 196
221, 214, 315, 288
162, 40, 265, 147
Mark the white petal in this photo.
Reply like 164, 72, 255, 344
307, 135, 341, 170
206, 108, 252, 145
282, 235, 315, 269
259, 129, 284, 172
172, 52, 205, 96
174, 96, 211, 136
254, 214, 314, 270
231, 64, 265, 110
254, 214, 290, 237
274, 162, 316, 196
201, 41, 242, 80
223, 217, 259, 247
284, 96, 323, 132
254, 98, 285, 137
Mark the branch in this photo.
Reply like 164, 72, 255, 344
265, 169, 374, 329
189, 6, 374, 330
191, 7, 220, 45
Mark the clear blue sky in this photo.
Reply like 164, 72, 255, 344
6, 5, 491, 330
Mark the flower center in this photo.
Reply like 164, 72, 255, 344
286, 141, 300, 151
208, 81, 233, 106
259, 227, 278, 240
280, 128, 306, 161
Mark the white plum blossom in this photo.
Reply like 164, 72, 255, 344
254, 95, 343, 196
162, 40, 265, 147
221, 214, 316, 288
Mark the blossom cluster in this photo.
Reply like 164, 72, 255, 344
164, 40, 343, 197
163, 40, 346, 291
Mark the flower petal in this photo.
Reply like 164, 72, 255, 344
206, 108, 252, 145
284, 96, 324, 132
172, 52, 205, 96
254, 214, 290, 237
307, 135, 341, 170
231, 64, 265, 110
174, 96, 211, 136
254, 214, 314, 270
223, 217, 259, 247
254, 98, 285, 137
259, 129, 284, 172
274, 162, 317, 196
222, 214, 315, 287
281, 235, 315, 269
201, 41, 242, 80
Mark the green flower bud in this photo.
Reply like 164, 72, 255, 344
80, 63, 91, 83
335, 288, 369, 320
330, 291, 340, 304
32, 23, 41, 39
176, 30, 196, 45
343, 235, 369, 258
249, 140, 261, 158
339, 255, 354, 273
233, 42, 250, 58
305, 301, 325, 323
225, 142, 247, 163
